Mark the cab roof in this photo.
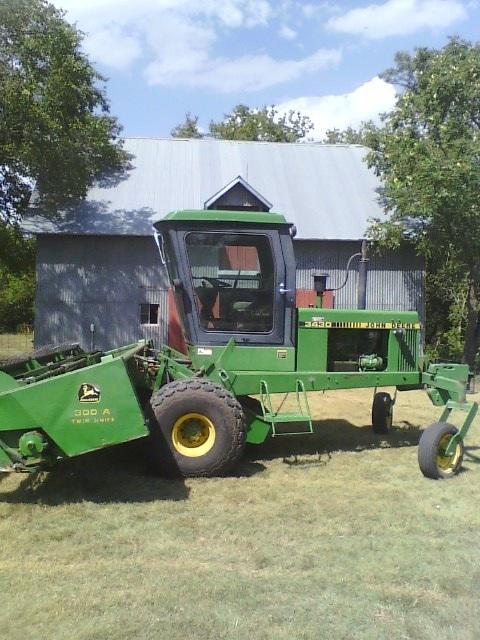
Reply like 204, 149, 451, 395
153, 209, 290, 228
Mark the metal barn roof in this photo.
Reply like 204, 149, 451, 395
24, 137, 384, 240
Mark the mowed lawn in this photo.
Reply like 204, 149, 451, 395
1, 387, 480, 640
0, 332, 34, 359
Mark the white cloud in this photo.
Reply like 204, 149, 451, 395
279, 25, 297, 39
277, 76, 397, 140
142, 13, 216, 79
301, 2, 335, 18
54, 0, 341, 92
327, 0, 467, 39
58, 0, 271, 27
145, 48, 341, 92
83, 26, 143, 70
302, 3, 317, 17
56, 0, 340, 92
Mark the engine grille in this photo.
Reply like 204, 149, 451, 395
396, 330, 419, 372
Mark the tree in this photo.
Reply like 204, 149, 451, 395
171, 104, 313, 142
0, 0, 128, 330
171, 113, 204, 139
322, 123, 377, 146
0, 0, 128, 223
209, 104, 313, 142
0, 225, 35, 331
367, 38, 480, 366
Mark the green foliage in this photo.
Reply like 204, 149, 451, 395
425, 258, 469, 361
367, 38, 480, 365
322, 122, 378, 146
209, 104, 313, 142
0, 225, 35, 330
0, 0, 128, 222
0, 272, 35, 330
171, 104, 314, 142
171, 113, 204, 139
0, 0, 128, 330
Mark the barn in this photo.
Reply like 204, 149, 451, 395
24, 138, 424, 351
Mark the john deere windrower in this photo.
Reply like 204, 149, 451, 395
0, 210, 477, 480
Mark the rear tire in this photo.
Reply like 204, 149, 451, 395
418, 422, 464, 479
372, 392, 393, 434
148, 378, 246, 477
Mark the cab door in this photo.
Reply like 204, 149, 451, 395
178, 227, 288, 346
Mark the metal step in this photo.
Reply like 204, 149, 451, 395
263, 412, 311, 424
260, 379, 313, 437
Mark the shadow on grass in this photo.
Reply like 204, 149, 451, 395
0, 438, 268, 505
0, 420, 432, 502
231, 460, 267, 477
246, 418, 423, 465
464, 447, 480, 465
0, 440, 190, 506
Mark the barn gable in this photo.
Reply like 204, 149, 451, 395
204, 176, 272, 212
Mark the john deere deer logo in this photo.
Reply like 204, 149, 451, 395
78, 383, 101, 403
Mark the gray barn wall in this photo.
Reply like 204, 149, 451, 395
294, 241, 424, 317
35, 235, 169, 350
35, 236, 424, 351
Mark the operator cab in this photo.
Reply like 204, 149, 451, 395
153, 210, 296, 347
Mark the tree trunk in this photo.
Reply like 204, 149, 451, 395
462, 266, 480, 368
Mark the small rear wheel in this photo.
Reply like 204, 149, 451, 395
372, 392, 393, 434
148, 378, 246, 477
418, 422, 464, 479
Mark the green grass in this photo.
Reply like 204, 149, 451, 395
1, 388, 480, 640
0, 332, 34, 359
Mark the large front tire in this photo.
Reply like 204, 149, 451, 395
148, 378, 246, 477
418, 422, 464, 479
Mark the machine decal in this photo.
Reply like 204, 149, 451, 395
78, 383, 101, 403
300, 321, 421, 330
276, 349, 288, 359
71, 408, 115, 425
197, 347, 213, 356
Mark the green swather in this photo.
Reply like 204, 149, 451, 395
0, 210, 476, 480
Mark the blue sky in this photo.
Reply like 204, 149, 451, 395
56, 0, 480, 139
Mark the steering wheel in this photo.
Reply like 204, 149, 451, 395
203, 277, 231, 289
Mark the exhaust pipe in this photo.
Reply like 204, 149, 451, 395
357, 240, 369, 310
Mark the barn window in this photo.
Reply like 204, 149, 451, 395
140, 303, 159, 325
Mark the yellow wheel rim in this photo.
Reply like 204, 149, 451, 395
171, 413, 216, 458
437, 434, 462, 474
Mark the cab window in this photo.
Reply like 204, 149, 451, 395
186, 232, 275, 333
